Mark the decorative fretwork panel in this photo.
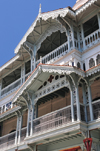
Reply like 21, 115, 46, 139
80, 105, 85, 121
78, 25, 83, 50
72, 85, 76, 103
92, 101, 100, 120
74, 105, 77, 121
87, 105, 90, 121
89, 58, 95, 68
33, 106, 71, 134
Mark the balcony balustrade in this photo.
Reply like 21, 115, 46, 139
92, 99, 100, 120
36, 41, 69, 67
84, 29, 100, 50
33, 105, 71, 134
0, 131, 16, 151
1, 78, 21, 97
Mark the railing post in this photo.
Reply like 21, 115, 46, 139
30, 104, 34, 136
76, 85, 81, 121
81, 24, 85, 51
71, 89, 74, 122
21, 63, 25, 84
26, 104, 31, 137
82, 83, 87, 122
18, 114, 23, 144
15, 115, 20, 145
87, 84, 93, 121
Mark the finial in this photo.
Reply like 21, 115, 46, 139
39, 4, 41, 14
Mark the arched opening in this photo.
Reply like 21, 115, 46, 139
89, 58, 95, 68
36, 30, 67, 61
77, 62, 81, 69
96, 54, 100, 65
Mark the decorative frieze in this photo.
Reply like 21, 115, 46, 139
35, 76, 68, 103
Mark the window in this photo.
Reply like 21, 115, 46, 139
83, 63, 86, 71
89, 58, 95, 68
77, 62, 81, 68
96, 54, 100, 65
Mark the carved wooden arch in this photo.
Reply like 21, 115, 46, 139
36, 23, 67, 52
78, 77, 88, 86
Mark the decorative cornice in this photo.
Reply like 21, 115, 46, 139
75, 0, 98, 15
39, 7, 75, 21
35, 77, 68, 103
86, 64, 100, 77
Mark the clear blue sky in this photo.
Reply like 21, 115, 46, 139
0, 0, 76, 67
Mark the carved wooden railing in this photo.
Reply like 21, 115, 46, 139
92, 99, 100, 120
84, 29, 100, 50
33, 105, 71, 134
1, 78, 21, 97
36, 41, 69, 67
0, 131, 16, 150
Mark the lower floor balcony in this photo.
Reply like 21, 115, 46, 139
0, 99, 100, 150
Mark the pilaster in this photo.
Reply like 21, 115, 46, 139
87, 82, 93, 121
82, 83, 87, 122
76, 85, 81, 121
15, 115, 20, 145
81, 23, 85, 51
0, 80, 2, 99
70, 88, 75, 122
26, 104, 31, 137
30, 97, 35, 136
21, 63, 25, 84
18, 114, 23, 144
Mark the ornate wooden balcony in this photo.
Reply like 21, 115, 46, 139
33, 105, 72, 134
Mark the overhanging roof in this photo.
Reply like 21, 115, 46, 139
11, 64, 85, 104
14, 0, 100, 55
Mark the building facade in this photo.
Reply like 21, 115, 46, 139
0, 0, 100, 150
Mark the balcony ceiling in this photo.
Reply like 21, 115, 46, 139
0, 50, 30, 79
